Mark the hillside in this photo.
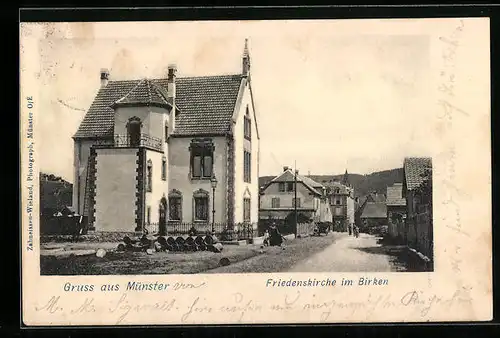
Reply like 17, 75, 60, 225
259, 168, 404, 198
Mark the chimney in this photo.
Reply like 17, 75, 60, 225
100, 68, 109, 87
242, 39, 251, 77
283, 166, 289, 172
167, 64, 177, 130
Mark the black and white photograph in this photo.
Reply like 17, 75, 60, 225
33, 22, 436, 276
20, 16, 491, 325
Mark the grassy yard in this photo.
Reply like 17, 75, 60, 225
40, 233, 339, 275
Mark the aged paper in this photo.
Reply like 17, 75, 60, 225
20, 18, 491, 325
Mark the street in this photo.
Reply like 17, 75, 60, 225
287, 232, 409, 272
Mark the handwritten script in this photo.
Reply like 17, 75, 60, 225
34, 287, 474, 324
437, 19, 470, 281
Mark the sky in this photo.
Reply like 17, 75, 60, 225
23, 20, 435, 183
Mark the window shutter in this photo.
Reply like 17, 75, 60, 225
193, 156, 202, 177
203, 155, 213, 177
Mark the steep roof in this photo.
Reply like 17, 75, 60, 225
73, 74, 243, 138
360, 202, 387, 219
302, 175, 325, 189
263, 169, 322, 195
404, 157, 432, 191
386, 183, 406, 206
112, 78, 171, 108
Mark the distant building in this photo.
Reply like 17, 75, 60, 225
323, 173, 355, 232
259, 167, 332, 226
403, 157, 433, 262
356, 191, 387, 231
386, 183, 406, 239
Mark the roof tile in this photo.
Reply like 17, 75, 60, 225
360, 202, 387, 219
404, 157, 432, 191
74, 74, 243, 138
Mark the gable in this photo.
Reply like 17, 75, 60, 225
231, 77, 260, 140
74, 74, 243, 139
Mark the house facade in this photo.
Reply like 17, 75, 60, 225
259, 167, 331, 225
72, 40, 260, 235
386, 183, 407, 240
402, 157, 433, 262
324, 176, 355, 232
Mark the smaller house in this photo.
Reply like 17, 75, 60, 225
259, 166, 331, 232
386, 183, 406, 240
356, 191, 387, 231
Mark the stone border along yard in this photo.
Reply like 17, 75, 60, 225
39, 232, 339, 275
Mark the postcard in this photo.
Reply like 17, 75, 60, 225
20, 17, 491, 325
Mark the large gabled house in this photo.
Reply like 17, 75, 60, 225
72, 40, 260, 235
259, 166, 332, 226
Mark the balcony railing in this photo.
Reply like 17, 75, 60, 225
112, 134, 163, 152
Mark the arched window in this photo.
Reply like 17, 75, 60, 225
127, 116, 142, 147
164, 122, 169, 143
193, 189, 209, 222
146, 159, 153, 192
168, 189, 182, 221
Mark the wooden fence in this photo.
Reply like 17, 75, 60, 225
406, 208, 433, 261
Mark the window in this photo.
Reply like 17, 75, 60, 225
127, 116, 142, 147
244, 150, 251, 183
168, 190, 182, 221
336, 199, 341, 205
190, 139, 214, 179
292, 198, 301, 208
335, 188, 340, 194
164, 123, 169, 143
287, 182, 294, 192
161, 156, 167, 181
146, 160, 153, 192
146, 206, 151, 224
193, 189, 209, 221
244, 106, 251, 140
271, 197, 280, 208
279, 183, 285, 192
243, 198, 251, 222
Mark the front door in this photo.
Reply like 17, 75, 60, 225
159, 197, 167, 236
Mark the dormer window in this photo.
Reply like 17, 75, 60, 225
244, 105, 251, 140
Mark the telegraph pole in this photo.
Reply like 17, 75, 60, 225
294, 161, 298, 238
